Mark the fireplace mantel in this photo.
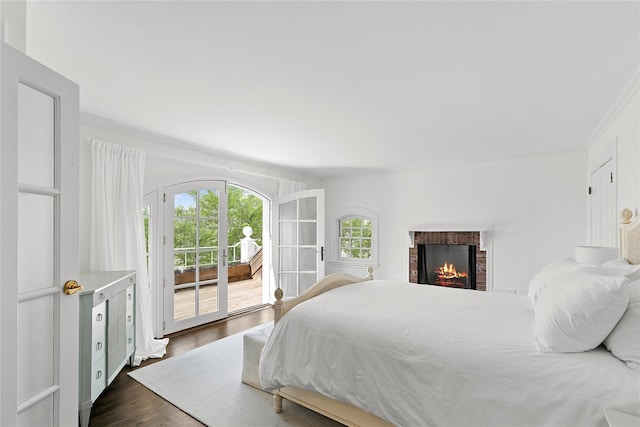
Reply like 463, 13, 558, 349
408, 225, 493, 250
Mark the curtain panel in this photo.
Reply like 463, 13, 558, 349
90, 138, 168, 366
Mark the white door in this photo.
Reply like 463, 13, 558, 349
163, 181, 228, 334
0, 43, 79, 426
589, 157, 617, 246
274, 189, 325, 297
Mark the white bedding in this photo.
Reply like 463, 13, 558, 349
259, 280, 640, 427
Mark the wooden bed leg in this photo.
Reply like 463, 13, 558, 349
274, 390, 283, 413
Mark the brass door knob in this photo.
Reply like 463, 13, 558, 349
63, 280, 84, 295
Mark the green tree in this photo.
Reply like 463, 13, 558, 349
170, 187, 263, 267
228, 186, 263, 246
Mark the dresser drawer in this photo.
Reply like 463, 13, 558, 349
125, 310, 134, 331
125, 285, 134, 308
125, 285, 134, 329
92, 274, 135, 306
90, 355, 106, 402
126, 326, 135, 356
91, 303, 106, 333
91, 330, 106, 363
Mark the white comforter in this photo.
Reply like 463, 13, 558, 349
259, 280, 640, 427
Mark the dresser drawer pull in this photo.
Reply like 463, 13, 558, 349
96, 342, 102, 351
96, 370, 102, 380
96, 313, 103, 322
128, 337, 133, 344
128, 293, 133, 300
127, 315, 132, 322
129, 277, 134, 283
98, 293, 105, 300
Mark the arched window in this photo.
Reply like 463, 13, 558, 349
331, 207, 379, 268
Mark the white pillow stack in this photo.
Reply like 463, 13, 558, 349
527, 258, 587, 304
604, 278, 640, 370
528, 257, 640, 369
533, 267, 629, 353
600, 258, 640, 280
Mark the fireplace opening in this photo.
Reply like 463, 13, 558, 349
417, 244, 476, 289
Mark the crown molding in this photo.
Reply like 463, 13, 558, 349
585, 67, 640, 149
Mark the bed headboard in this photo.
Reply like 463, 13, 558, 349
620, 208, 640, 265
273, 267, 374, 323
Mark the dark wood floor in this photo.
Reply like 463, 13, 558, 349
88, 307, 273, 426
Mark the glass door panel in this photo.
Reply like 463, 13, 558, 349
17, 194, 54, 294
299, 222, 317, 245
17, 83, 57, 427
199, 283, 218, 315
278, 273, 297, 297
164, 182, 227, 334
299, 248, 317, 271
298, 197, 317, 220
17, 83, 54, 187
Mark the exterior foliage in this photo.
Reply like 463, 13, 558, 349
172, 186, 263, 268
339, 216, 372, 259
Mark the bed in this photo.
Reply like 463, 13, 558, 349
259, 209, 640, 426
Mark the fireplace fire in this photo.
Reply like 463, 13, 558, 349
417, 244, 476, 289
435, 262, 468, 285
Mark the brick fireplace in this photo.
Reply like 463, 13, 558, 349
409, 231, 487, 291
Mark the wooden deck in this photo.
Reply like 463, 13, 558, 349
173, 277, 264, 321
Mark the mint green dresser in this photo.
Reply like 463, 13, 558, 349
78, 271, 136, 427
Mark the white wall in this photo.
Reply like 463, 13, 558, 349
587, 79, 640, 218
322, 152, 587, 294
0, 0, 26, 52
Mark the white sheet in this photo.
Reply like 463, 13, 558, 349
260, 280, 640, 427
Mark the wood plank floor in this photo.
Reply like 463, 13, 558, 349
88, 307, 273, 426
174, 277, 264, 321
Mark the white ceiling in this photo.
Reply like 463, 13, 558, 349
26, 1, 640, 178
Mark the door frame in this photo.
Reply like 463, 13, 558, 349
273, 189, 325, 298
588, 139, 618, 246
149, 177, 274, 336
143, 190, 164, 338
163, 180, 229, 334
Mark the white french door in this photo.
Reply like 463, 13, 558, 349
163, 181, 228, 334
0, 43, 79, 426
589, 157, 617, 247
274, 189, 325, 297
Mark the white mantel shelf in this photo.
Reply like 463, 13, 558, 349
408, 225, 494, 251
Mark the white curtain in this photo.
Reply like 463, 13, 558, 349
90, 139, 168, 366
278, 178, 307, 196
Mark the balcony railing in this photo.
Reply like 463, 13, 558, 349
174, 241, 261, 270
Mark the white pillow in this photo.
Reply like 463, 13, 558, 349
604, 279, 640, 370
600, 258, 640, 280
534, 268, 629, 353
528, 258, 587, 304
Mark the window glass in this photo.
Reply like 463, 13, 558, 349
339, 216, 373, 260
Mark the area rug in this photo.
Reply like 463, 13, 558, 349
128, 324, 342, 427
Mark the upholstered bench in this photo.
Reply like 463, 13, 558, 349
241, 325, 273, 390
